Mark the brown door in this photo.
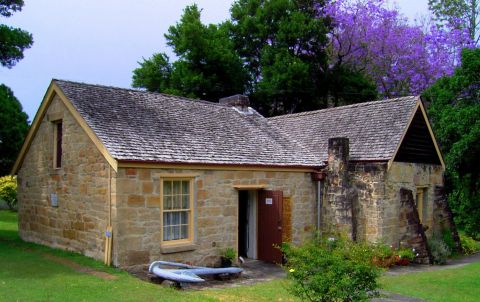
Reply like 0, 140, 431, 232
257, 190, 283, 263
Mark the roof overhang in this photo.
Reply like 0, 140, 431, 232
117, 159, 323, 173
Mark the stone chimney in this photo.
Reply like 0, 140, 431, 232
219, 94, 250, 113
325, 137, 354, 239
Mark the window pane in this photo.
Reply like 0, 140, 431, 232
171, 212, 181, 225
173, 181, 181, 195
182, 181, 189, 194
182, 195, 189, 209
164, 196, 172, 210
163, 212, 171, 226
172, 226, 180, 240
173, 195, 181, 209
163, 226, 171, 241
180, 211, 188, 225
164, 181, 172, 195
181, 225, 188, 239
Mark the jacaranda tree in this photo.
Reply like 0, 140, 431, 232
324, 0, 473, 97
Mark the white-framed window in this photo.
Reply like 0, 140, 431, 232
160, 177, 194, 245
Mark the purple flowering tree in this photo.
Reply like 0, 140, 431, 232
324, 0, 473, 97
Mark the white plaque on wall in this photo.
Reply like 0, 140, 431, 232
51, 193, 58, 207
265, 198, 273, 205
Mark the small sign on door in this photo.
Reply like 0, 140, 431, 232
265, 198, 273, 205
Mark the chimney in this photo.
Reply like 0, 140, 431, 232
326, 137, 354, 239
219, 94, 250, 113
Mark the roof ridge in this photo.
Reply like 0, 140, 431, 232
268, 96, 419, 121
53, 79, 226, 108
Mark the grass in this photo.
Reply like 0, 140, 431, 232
381, 260, 480, 302
2, 210, 480, 302
0, 210, 293, 302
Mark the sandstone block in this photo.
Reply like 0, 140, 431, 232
146, 196, 160, 208
126, 168, 137, 177
127, 195, 145, 207
142, 182, 153, 194
63, 229, 76, 240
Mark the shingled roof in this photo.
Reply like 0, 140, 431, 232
268, 96, 419, 163
54, 80, 320, 167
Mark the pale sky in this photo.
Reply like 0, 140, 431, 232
1, 0, 430, 120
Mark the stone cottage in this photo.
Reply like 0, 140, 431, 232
12, 79, 456, 267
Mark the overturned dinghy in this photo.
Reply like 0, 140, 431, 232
149, 261, 243, 283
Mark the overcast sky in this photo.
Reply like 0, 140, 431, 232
1, 0, 430, 120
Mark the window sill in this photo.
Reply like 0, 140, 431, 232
160, 242, 198, 254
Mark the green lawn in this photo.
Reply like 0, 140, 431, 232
2, 210, 480, 302
0, 210, 294, 302
380, 261, 480, 302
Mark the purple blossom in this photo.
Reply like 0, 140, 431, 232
322, 0, 474, 97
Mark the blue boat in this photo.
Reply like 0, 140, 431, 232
149, 261, 243, 283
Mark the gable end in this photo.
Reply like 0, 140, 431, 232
393, 105, 444, 167
11, 81, 118, 174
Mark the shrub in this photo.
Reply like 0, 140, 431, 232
459, 233, 480, 255
220, 247, 236, 267
428, 237, 451, 264
371, 243, 395, 268
222, 247, 236, 261
397, 248, 415, 261
441, 229, 457, 253
282, 236, 380, 302
0, 176, 17, 210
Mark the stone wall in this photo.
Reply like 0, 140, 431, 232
348, 162, 387, 242
323, 160, 444, 248
398, 188, 432, 264
324, 138, 354, 238
433, 185, 462, 253
113, 168, 316, 268
383, 162, 444, 245
17, 94, 110, 260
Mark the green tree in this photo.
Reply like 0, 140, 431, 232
133, 1, 377, 116
0, 0, 33, 68
132, 53, 173, 93
228, 0, 332, 115
133, 5, 247, 102
428, 0, 479, 44
0, 1, 31, 175
0, 84, 29, 176
423, 48, 480, 239
0, 175, 17, 210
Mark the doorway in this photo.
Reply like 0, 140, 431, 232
238, 190, 257, 259
238, 189, 284, 264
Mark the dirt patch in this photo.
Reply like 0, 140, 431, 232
42, 254, 118, 280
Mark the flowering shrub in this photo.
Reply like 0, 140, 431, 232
0, 176, 17, 210
282, 236, 380, 302
396, 248, 416, 261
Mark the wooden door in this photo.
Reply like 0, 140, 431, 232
257, 190, 283, 263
